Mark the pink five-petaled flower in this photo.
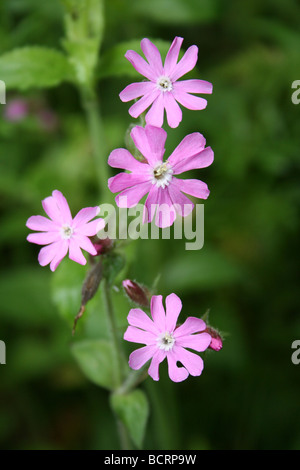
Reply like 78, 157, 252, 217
26, 190, 105, 272
124, 293, 212, 382
119, 36, 213, 128
108, 124, 214, 228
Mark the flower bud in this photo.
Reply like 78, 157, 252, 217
91, 237, 114, 256
72, 261, 103, 335
123, 280, 150, 308
205, 326, 223, 351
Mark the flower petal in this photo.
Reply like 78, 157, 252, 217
155, 188, 177, 228
108, 148, 149, 173
27, 231, 60, 245
128, 89, 160, 118
150, 295, 166, 332
42, 195, 62, 224
73, 234, 97, 256
141, 38, 163, 76
165, 293, 182, 333
143, 185, 160, 223
115, 181, 152, 208
166, 350, 189, 382
130, 125, 167, 166
72, 206, 100, 228
171, 146, 214, 175
128, 345, 157, 370
127, 308, 160, 335
119, 81, 156, 102
125, 50, 157, 81
167, 183, 194, 217
38, 241, 61, 267
77, 218, 105, 237
168, 132, 206, 167
26, 215, 58, 232
175, 332, 212, 352
68, 238, 87, 265
164, 92, 182, 128
148, 349, 167, 381
108, 172, 150, 193
49, 239, 69, 272
174, 317, 206, 338
163, 37, 184, 77
171, 45, 198, 81
124, 326, 157, 345
172, 90, 207, 110
173, 345, 204, 376
52, 190, 72, 224
174, 79, 213, 95
171, 178, 210, 200
145, 93, 165, 128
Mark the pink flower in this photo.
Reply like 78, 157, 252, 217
124, 293, 211, 382
5, 99, 29, 121
26, 190, 105, 271
119, 37, 213, 128
108, 124, 214, 228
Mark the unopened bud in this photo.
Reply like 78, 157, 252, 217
72, 261, 103, 335
122, 280, 150, 308
205, 326, 223, 351
91, 237, 114, 256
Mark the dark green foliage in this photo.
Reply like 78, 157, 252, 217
0, 0, 299, 450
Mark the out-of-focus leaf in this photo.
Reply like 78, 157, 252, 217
71, 339, 119, 390
163, 247, 244, 292
0, 267, 55, 326
131, 0, 219, 25
110, 389, 149, 449
97, 39, 173, 79
0, 47, 74, 90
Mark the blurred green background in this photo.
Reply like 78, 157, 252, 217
1, 0, 300, 450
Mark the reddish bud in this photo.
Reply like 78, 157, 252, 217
91, 237, 114, 256
123, 280, 150, 308
205, 326, 223, 351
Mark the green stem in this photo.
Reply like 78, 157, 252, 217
102, 279, 124, 387
117, 366, 148, 395
102, 279, 132, 449
81, 87, 112, 203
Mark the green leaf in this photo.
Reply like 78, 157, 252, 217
110, 389, 149, 449
97, 39, 174, 80
0, 47, 74, 90
131, 0, 218, 25
71, 339, 119, 390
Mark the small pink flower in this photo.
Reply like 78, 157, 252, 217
119, 37, 212, 128
5, 99, 29, 121
26, 190, 105, 271
108, 124, 213, 228
124, 293, 211, 382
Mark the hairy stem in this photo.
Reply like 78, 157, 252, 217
81, 87, 112, 203
102, 279, 124, 386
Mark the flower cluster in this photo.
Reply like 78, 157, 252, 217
26, 36, 220, 383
